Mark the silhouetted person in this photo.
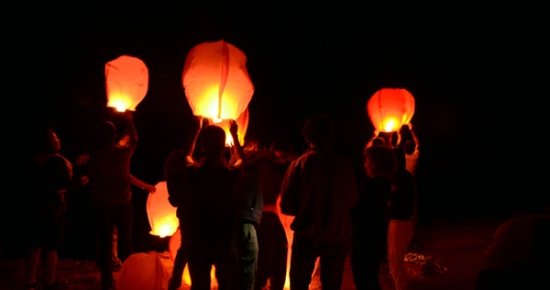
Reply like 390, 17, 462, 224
280, 114, 358, 290
25, 128, 74, 290
233, 139, 265, 290
351, 145, 397, 290
89, 111, 137, 290
387, 148, 416, 290
255, 138, 297, 290
165, 121, 197, 290
185, 119, 244, 290
476, 215, 550, 290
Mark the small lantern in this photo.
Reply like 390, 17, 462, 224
146, 182, 179, 238
367, 88, 415, 132
105, 55, 149, 112
183, 40, 254, 133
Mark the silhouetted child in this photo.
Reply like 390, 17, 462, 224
25, 128, 75, 290
184, 118, 244, 290
88, 111, 137, 290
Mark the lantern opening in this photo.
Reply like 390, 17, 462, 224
384, 119, 397, 132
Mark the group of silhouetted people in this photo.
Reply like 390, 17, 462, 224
25, 111, 422, 290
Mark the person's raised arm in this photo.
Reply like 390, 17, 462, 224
408, 123, 419, 150
185, 116, 202, 165
229, 120, 245, 167
129, 174, 156, 193
120, 110, 138, 148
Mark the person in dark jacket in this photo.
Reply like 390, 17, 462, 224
350, 145, 397, 290
280, 114, 358, 290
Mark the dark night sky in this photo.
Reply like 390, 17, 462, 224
2, 2, 549, 231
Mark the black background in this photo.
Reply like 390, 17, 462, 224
2, 2, 548, 258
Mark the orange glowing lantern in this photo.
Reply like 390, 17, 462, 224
169, 229, 218, 287
105, 55, 149, 112
146, 182, 179, 238
182, 40, 254, 139
367, 88, 415, 132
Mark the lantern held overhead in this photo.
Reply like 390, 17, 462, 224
367, 88, 415, 132
182, 40, 254, 123
105, 55, 149, 112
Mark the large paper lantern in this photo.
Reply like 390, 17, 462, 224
169, 229, 218, 288
146, 182, 179, 238
367, 88, 415, 132
182, 40, 254, 124
105, 55, 149, 112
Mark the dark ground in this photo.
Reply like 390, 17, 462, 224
0, 217, 505, 290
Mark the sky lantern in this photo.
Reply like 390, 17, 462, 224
105, 55, 149, 112
146, 182, 179, 238
367, 88, 415, 132
169, 229, 218, 287
182, 39, 254, 130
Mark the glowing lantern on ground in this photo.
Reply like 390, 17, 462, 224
276, 196, 319, 289
105, 55, 149, 112
183, 40, 254, 143
146, 182, 179, 238
169, 229, 218, 288
117, 252, 170, 290
367, 88, 415, 132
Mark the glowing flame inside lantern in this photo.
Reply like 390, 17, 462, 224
367, 88, 415, 133
146, 182, 179, 237
383, 118, 397, 132
109, 98, 130, 112
105, 55, 149, 112
169, 229, 218, 287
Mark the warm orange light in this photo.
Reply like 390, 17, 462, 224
146, 182, 179, 237
367, 88, 415, 132
183, 40, 254, 123
207, 108, 249, 146
169, 229, 218, 287
276, 196, 319, 289
105, 55, 149, 112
